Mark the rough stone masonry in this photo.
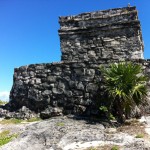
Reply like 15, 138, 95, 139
8, 6, 150, 118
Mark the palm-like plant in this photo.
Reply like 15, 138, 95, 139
100, 62, 148, 123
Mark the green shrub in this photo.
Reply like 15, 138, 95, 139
100, 62, 148, 123
99, 106, 108, 112
99, 106, 115, 120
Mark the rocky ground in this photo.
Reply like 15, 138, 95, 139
0, 116, 150, 150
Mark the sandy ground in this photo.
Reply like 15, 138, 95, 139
140, 116, 150, 135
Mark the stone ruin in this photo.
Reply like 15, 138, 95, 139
5, 6, 150, 118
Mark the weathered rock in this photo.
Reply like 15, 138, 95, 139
0, 116, 150, 150
40, 106, 62, 119
105, 127, 117, 134
131, 106, 142, 118
0, 106, 38, 120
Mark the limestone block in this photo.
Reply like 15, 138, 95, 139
88, 51, 96, 57
50, 84, 55, 88
86, 69, 95, 76
15, 80, 23, 86
52, 88, 63, 94
111, 40, 120, 46
58, 82, 66, 90
24, 79, 30, 84
64, 91, 73, 97
74, 68, 85, 75
35, 78, 41, 84
68, 81, 76, 88
22, 72, 28, 77
30, 79, 35, 85
40, 106, 62, 119
85, 93, 90, 98
47, 76, 57, 83
86, 83, 98, 92
77, 82, 84, 90
29, 71, 35, 76
43, 90, 51, 95
36, 65, 45, 70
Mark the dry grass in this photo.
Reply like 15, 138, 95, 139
84, 145, 121, 150
117, 119, 149, 139
84, 119, 149, 150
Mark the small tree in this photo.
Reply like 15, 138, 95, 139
100, 62, 148, 123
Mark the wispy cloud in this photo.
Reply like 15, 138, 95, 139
0, 91, 9, 101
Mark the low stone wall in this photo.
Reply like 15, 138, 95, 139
9, 59, 150, 116
10, 60, 104, 114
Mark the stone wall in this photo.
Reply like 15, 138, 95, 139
10, 60, 103, 113
59, 6, 144, 61
9, 59, 150, 115
9, 6, 150, 117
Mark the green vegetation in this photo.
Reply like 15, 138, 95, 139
0, 130, 18, 146
99, 106, 115, 120
56, 122, 65, 126
111, 146, 119, 150
100, 62, 148, 123
135, 134, 144, 138
0, 119, 22, 124
0, 100, 7, 106
27, 117, 41, 122
85, 145, 121, 150
0, 117, 41, 124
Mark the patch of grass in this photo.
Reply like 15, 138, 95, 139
84, 145, 121, 150
0, 100, 7, 106
0, 117, 41, 125
27, 117, 41, 122
0, 130, 18, 146
0, 119, 22, 124
111, 145, 119, 150
135, 134, 144, 138
56, 122, 65, 126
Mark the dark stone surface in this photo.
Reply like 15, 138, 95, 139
59, 6, 144, 61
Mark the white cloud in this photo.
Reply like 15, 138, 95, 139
0, 91, 9, 101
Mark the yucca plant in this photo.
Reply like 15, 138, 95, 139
100, 62, 148, 123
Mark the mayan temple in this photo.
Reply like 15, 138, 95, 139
8, 6, 150, 118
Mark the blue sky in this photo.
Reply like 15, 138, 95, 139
0, 0, 150, 101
